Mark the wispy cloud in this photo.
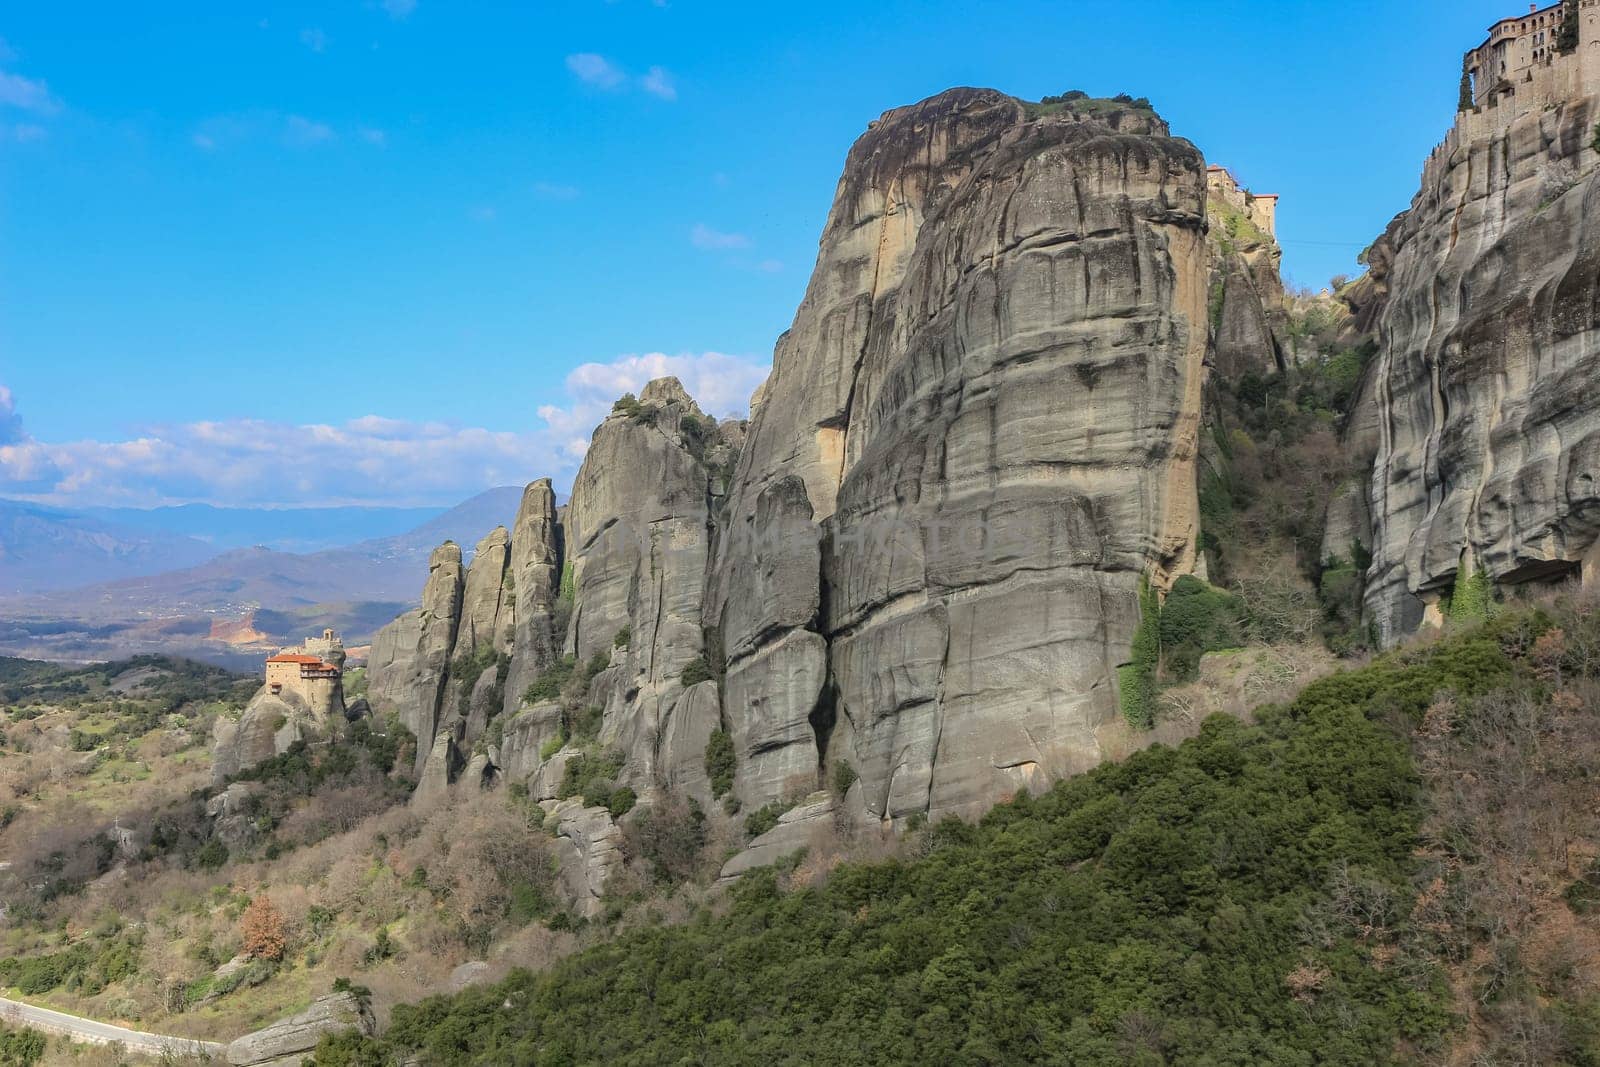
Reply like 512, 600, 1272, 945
300, 27, 329, 53
533, 181, 580, 200
0, 353, 770, 507
381, 0, 418, 18
565, 53, 678, 100
690, 223, 751, 250
566, 52, 626, 90
0, 69, 58, 113
193, 112, 341, 150
358, 126, 387, 146
284, 114, 335, 147
639, 65, 676, 100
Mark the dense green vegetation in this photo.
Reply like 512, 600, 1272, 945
0, 1023, 45, 1067
1117, 576, 1161, 729
0, 654, 253, 711
1200, 293, 1379, 656
1446, 567, 1494, 624
316, 613, 1576, 1066
704, 728, 736, 799
1023, 89, 1154, 120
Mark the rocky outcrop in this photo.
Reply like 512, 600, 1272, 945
502, 479, 563, 719
458, 526, 511, 657
718, 791, 836, 884
563, 379, 726, 790
368, 542, 464, 776
542, 798, 623, 918
1206, 195, 1286, 380
712, 88, 1208, 821
210, 686, 337, 786
371, 88, 1210, 839
1356, 93, 1600, 641
225, 991, 374, 1066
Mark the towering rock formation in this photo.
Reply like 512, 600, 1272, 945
370, 87, 1211, 839
457, 527, 512, 657
502, 479, 563, 719
367, 542, 464, 777
563, 378, 724, 795
711, 88, 1209, 820
1353, 21, 1600, 642
1204, 165, 1287, 379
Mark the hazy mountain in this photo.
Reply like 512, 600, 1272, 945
81, 502, 450, 554
0, 487, 524, 661
0, 499, 220, 595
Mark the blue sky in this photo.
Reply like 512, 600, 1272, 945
0, 0, 1513, 507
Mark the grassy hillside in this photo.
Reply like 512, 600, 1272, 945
311, 600, 1600, 1066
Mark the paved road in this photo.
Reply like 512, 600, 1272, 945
0, 995, 225, 1059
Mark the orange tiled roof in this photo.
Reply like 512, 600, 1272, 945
267, 653, 324, 664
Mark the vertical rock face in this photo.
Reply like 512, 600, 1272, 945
368, 541, 464, 776
503, 479, 563, 718
1357, 96, 1600, 641
821, 101, 1208, 821
457, 527, 511, 658
564, 378, 723, 788
710, 88, 1208, 818
370, 87, 1210, 835
1204, 175, 1287, 380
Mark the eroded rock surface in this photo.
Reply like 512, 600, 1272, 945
368, 542, 464, 776
225, 991, 374, 1066
1357, 96, 1600, 640
713, 88, 1208, 820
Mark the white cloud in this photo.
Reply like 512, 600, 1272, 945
0, 354, 769, 508
284, 115, 335, 147
0, 386, 27, 445
381, 0, 418, 18
300, 27, 329, 53
639, 66, 676, 100
566, 53, 626, 90
533, 181, 580, 200
0, 69, 58, 113
192, 112, 342, 151
691, 223, 751, 250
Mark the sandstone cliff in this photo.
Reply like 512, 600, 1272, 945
368, 87, 1213, 857
712, 88, 1208, 821
1352, 94, 1600, 641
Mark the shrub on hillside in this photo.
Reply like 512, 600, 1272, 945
1159, 576, 1247, 681
704, 729, 736, 798
241, 895, 287, 961
351, 618, 1549, 1065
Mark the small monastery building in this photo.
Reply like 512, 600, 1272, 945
1205, 165, 1278, 238
265, 628, 345, 706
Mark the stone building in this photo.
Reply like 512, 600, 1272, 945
1463, 1, 1600, 112
264, 628, 344, 710
1205, 165, 1278, 238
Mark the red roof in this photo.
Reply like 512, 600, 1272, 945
267, 654, 324, 665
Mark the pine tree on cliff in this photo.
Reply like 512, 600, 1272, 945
1559, 0, 1579, 53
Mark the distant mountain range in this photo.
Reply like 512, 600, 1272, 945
0, 500, 218, 595
0, 487, 524, 664
82, 502, 450, 554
